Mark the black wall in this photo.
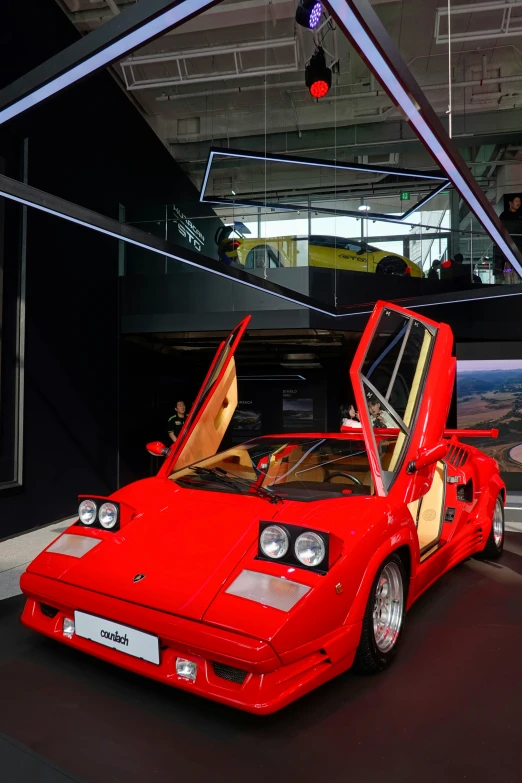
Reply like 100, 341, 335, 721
0, 0, 219, 538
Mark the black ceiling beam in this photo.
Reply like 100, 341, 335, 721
0, 0, 221, 126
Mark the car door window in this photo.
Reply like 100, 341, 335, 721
359, 308, 436, 489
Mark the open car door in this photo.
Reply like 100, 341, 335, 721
161, 316, 250, 473
350, 301, 455, 499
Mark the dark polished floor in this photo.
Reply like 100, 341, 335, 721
2, 534, 522, 783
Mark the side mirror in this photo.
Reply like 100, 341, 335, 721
407, 441, 448, 474
146, 441, 170, 457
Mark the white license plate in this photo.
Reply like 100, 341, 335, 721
74, 611, 160, 665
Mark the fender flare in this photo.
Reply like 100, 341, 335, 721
343, 525, 417, 626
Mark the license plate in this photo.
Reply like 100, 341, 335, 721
74, 611, 160, 665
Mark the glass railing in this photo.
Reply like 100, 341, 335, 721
121, 199, 522, 314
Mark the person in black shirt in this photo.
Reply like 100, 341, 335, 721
499, 196, 522, 227
168, 400, 187, 442
495, 196, 522, 283
427, 259, 441, 280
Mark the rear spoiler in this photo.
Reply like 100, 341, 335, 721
362, 428, 499, 439
443, 429, 499, 439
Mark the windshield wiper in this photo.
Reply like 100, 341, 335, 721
190, 466, 283, 504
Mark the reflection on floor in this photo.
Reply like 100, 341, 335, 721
0, 518, 74, 601
1, 518, 522, 781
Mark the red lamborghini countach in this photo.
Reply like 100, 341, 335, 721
20, 301, 505, 714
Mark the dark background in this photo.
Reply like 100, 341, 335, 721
0, 0, 220, 538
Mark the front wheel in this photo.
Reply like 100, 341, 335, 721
353, 553, 406, 674
475, 496, 504, 560
375, 256, 408, 276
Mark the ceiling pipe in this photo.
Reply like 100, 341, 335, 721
157, 73, 522, 104
156, 80, 367, 101
67, 1, 134, 23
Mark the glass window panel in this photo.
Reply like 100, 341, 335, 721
360, 308, 435, 487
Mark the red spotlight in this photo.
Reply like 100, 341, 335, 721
441, 259, 452, 268
305, 48, 332, 100
310, 80, 329, 99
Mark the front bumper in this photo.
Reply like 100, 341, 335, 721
20, 572, 361, 715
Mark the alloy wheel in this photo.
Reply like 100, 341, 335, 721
493, 498, 504, 549
373, 562, 404, 653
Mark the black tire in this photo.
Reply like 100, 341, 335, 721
475, 496, 504, 560
353, 552, 406, 674
376, 256, 408, 276
245, 245, 268, 269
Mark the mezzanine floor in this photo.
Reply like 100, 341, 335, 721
1, 502, 522, 783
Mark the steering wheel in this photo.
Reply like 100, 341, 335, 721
325, 471, 362, 485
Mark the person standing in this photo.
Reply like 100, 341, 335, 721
495, 196, 522, 284
168, 400, 187, 443
367, 394, 395, 428
340, 404, 362, 429
427, 260, 441, 280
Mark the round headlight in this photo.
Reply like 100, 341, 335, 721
78, 499, 97, 525
99, 502, 118, 529
294, 532, 325, 567
260, 525, 289, 559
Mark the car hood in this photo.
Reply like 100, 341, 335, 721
28, 478, 279, 621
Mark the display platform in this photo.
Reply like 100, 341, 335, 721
1, 533, 522, 783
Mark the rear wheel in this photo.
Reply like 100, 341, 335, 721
353, 553, 406, 674
375, 256, 408, 276
475, 496, 504, 559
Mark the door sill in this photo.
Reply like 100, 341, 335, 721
420, 540, 444, 563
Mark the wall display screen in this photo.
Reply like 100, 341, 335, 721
282, 388, 325, 433
457, 344, 522, 481
231, 401, 262, 441
282, 396, 313, 431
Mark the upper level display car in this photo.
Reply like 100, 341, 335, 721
20, 301, 505, 714
216, 226, 423, 277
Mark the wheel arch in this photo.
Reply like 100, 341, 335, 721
344, 529, 416, 626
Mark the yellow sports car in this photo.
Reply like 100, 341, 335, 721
216, 227, 423, 277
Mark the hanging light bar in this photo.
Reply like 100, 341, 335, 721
296, 0, 323, 29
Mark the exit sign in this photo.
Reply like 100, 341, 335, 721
400, 191, 410, 201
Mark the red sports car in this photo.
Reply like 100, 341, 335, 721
20, 301, 505, 714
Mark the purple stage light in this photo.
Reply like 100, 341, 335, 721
309, 2, 322, 28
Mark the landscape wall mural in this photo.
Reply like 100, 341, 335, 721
457, 359, 522, 474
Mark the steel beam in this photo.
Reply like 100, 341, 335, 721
200, 147, 450, 224
0, 0, 221, 126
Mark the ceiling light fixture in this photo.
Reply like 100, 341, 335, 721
305, 48, 332, 99
358, 202, 371, 212
296, 0, 323, 29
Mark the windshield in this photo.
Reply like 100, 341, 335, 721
169, 436, 394, 501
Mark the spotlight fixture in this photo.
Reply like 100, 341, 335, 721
305, 48, 332, 99
295, 0, 323, 29
358, 203, 371, 212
